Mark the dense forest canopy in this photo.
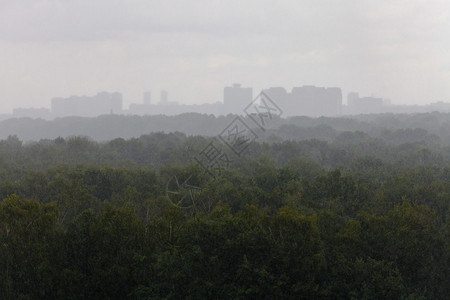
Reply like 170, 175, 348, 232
0, 113, 449, 299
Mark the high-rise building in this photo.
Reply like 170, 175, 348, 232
223, 83, 253, 114
160, 90, 168, 104
263, 85, 342, 117
51, 92, 123, 117
143, 92, 151, 104
346, 93, 383, 114
347, 92, 359, 106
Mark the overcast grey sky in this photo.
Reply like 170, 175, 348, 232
1, 0, 449, 113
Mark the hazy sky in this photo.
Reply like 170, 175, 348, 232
1, 0, 449, 113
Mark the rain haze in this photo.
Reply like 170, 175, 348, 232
1, 0, 450, 113
1, 2, 450, 299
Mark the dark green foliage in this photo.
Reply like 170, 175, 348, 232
0, 116, 449, 299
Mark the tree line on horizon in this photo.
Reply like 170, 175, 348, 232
0, 112, 448, 144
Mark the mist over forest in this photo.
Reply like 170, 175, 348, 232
0, 112, 449, 298
1, 112, 449, 144
2, 0, 450, 298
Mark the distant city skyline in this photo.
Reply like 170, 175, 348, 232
3, 82, 449, 115
1, 1, 450, 114
2, 82, 449, 116
5, 84, 450, 121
